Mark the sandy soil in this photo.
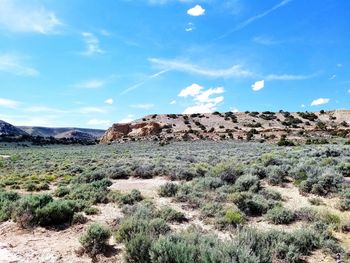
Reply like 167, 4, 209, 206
109, 177, 170, 198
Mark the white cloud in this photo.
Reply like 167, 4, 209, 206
251, 80, 265, 91
87, 119, 111, 127
0, 98, 20, 108
150, 58, 253, 78
230, 107, 239, 113
26, 106, 68, 113
178, 83, 203, 97
337, 63, 343, 68
348, 89, 350, 93
310, 98, 330, 106
0, 54, 39, 76
170, 100, 176, 105
253, 36, 279, 46
81, 32, 104, 56
75, 79, 105, 89
119, 114, 134, 124
78, 107, 107, 114
329, 74, 336, 80
185, 22, 195, 32
187, 4, 205, 16
104, 98, 114, 105
0, 0, 61, 34
301, 104, 305, 108
130, 103, 155, 109
179, 84, 225, 114
265, 73, 316, 81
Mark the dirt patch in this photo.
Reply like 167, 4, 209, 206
0, 155, 10, 159
0, 221, 122, 263
109, 177, 170, 198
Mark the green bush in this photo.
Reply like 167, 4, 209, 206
224, 208, 245, 226
80, 223, 111, 256
0, 191, 20, 221
158, 183, 178, 197
72, 212, 88, 224
83, 206, 100, 215
36, 200, 78, 226
157, 207, 186, 223
232, 192, 270, 216
13, 194, 53, 228
234, 174, 260, 192
266, 206, 295, 225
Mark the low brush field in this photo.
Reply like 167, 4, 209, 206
0, 141, 350, 262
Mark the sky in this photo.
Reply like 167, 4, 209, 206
0, 0, 349, 129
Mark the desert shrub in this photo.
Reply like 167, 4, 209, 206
54, 186, 70, 197
214, 164, 243, 184
133, 165, 157, 179
308, 197, 324, 206
339, 188, 350, 211
195, 176, 224, 190
295, 207, 318, 222
234, 174, 260, 192
72, 212, 88, 224
223, 208, 245, 226
170, 168, 198, 181
247, 165, 267, 179
158, 183, 178, 197
72, 171, 107, 184
232, 192, 270, 216
266, 206, 295, 225
108, 165, 130, 179
79, 223, 111, 256
0, 191, 20, 221
299, 169, 343, 196
84, 206, 100, 215
277, 136, 295, 147
36, 199, 78, 226
157, 207, 186, 223
13, 194, 53, 228
260, 189, 282, 201
119, 190, 143, 205
117, 215, 170, 263
318, 210, 341, 226
200, 202, 224, 218
267, 166, 288, 186
67, 182, 109, 204
337, 161, 350, 177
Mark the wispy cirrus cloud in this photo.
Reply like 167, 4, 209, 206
149, 58, 253, 78
81, 32, 104, 56
0, 53, 39, 76
265, 73, 317, 81
217, 0, 292, 40
121, 69, 170, 94
0, 0, 62, 34
74, 79, 105, 89
0, 98, 20, 109
130, 103, 155, 110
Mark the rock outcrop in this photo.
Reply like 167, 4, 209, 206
100, 122, 161, 143
100, 110, 350, 143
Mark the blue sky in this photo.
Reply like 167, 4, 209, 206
0, 0, 349, 128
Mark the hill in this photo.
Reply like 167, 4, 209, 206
18, 126, 105, 140
100, 109, 350, 143
0, 120, 28, 137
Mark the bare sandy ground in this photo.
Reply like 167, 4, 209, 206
109, 177, 170, 198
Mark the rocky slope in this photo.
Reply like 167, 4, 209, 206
100, 109, 350, 143
0, 120, 28, 137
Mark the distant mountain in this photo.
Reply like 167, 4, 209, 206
0, 120, 28, 137
18, 126, 105, 140
100, 109, 350, 143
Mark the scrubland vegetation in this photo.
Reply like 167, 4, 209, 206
0, 140, 350, 262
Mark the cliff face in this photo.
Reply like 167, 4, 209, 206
100, 122, 161, 143
100, 110, 350, 144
